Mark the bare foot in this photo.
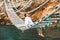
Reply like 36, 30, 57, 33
38, 33, 45, 37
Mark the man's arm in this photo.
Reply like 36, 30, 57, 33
25, 18, 29, 26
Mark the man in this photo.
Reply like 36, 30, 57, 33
24, 13, 44, 37
25, 13, 34, 29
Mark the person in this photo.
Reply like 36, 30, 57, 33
24, 13, 34, 29
24, 13, 44, 37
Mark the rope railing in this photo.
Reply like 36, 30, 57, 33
49, 18, 60, 20
16, 0, 49, 14
33, 5, 60, 28
4, 0, 25, 29
11, 0, 33, 12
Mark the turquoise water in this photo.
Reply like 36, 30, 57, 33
0, 25, 60, 40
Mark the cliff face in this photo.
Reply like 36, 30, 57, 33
0, 0, 60, 25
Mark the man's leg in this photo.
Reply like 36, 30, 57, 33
38, 27, 44, 37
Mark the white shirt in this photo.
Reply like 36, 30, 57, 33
25, 17, 34, 26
